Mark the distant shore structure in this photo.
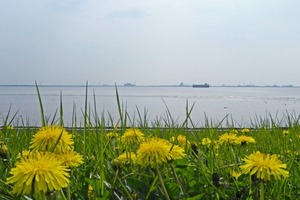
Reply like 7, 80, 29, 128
192, 83, 209, 88
124, 83, 136, 87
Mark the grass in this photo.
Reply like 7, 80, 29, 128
0, 84, 300, 199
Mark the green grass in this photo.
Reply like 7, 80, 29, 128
1, 85, 300, 199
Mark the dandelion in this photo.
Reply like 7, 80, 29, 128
177, 134, 187, 146
0, 141, 8, 159
88, 185, 94, 199
240, 151, 289, 181
17, 150, 31, 161
212, 141, 220, 158
121, 128, 144, 145
6, 151, 70, 195
106, 131, 118, 139
237, 135, 256, 145
241, 128, 250, 134
201, 137, 212, 147
231, 170, 242, 181
30, 125, 74, 153
218, 132, 239, 145
169, 144, 186, 160
136, 137, 171, 167
111, 158, 122, 170
56, 150, 84, 168
117, 151, 137, 164
282, 130, 289, 136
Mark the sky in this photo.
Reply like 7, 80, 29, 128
0, 0, 300, 86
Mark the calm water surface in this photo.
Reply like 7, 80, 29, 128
1, 86, 300, 127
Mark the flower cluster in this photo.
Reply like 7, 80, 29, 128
218, 132, 255, 145
6, 125, 83, 196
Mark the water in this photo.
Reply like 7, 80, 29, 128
1, 85, 300, 127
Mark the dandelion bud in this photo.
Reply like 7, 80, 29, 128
131, 191, 137, 200
88, 185, 94, 200
111, 158, 122, 170
212, 172, 220, 187
190, 142, 198, 155
0, 141, 8, 159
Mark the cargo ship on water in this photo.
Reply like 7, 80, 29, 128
192, 83, 209, 88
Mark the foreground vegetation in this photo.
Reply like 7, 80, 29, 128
1, 85, 300, 199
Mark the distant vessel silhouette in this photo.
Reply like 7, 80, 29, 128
192, 83, 209, 88
124, 83, 136, 87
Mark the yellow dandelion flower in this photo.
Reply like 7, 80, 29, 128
241, 128, 250, 134
231, 170, 242, 181
136, 137, 171, 167
88, 184, 94, 199
170, 136, 176, 143
106, 131, 118, 139
218, 132, 239, 145
282, 130, 289, 136
111, 158, 122, 169
0, 141, 8, 159
237, 135, 256, 145
201, 137, 212, 147
117, 152, 137, 164
56, 151, 84, 168
30, 125, 74, 153
177, 134, 187, 146
6, 151, 70, 195
121, 128, 144, 145
213, 141, 220, 149
169, 144, 186, 160
16, 150, 31, 161
240, 151, 289, 181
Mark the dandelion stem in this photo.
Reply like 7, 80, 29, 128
35, 191, 47, 200
156, 165, 171, 200
170, 163, 184, 195
67, 185, 71, 200
115, 170, 133, 200
260, 182, 265, 200
230, 145, 238, 169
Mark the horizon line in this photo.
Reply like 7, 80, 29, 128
0, 83, 298, 88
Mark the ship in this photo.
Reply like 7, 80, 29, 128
124, 83, 136, 87
192, 83, 209, 88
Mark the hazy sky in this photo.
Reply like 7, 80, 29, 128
1, 0, 299, 86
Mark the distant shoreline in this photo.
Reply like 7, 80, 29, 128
0, 84, 298, 88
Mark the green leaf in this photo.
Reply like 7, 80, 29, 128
186, 193, 206, 200
85, 178, 110, 199
166, 183, 181, 200
126, 177, 150, 199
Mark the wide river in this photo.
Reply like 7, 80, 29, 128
1, 85, 300, 127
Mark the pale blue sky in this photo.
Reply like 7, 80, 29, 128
1, 0, 299, 86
